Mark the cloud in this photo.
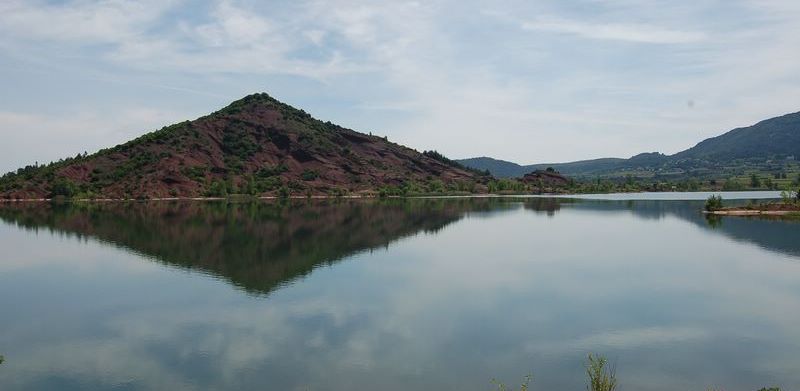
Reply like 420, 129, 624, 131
522, 16, 707, 44
0, 0, 177, 43
194, 1, 274, 47
1, 0, 800, 166
0, 108, 189, 173
536, 326, 710, 352
0, 0, 366, 79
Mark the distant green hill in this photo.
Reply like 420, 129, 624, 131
456, 157, 530, 178
674, 111, 800, 161
457, 157, 625, 178
459, 111, 800, 179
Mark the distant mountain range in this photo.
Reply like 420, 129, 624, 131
2, 93, 797, 199
459, 111, 800, 178
0, 93, 484, 199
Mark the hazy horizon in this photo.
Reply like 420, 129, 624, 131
2, 1, 800, 172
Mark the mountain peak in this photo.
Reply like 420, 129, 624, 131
0, 94, 484, 200
218, 92, 279, 111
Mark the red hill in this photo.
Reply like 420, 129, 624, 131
0, 93, 486, 199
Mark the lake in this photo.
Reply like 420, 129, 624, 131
0, 193, 798, 390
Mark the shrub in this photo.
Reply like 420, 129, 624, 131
329, 187, 347, 198
243, 175, 256, 195
427, 179, 445, 193
277, 185, 290, 199
50, 178, 77, 198
301, 169, 319, 181
705, 195, 723, 211
488, 179, 526, 193
182, 166, 207, 182
255, 177, 282, 192
222, 126, 258, 160
750, 174, 762, 188
256, 164, 288, 178
780, 188, 799, 204
206, 180, 228, 197
723, 178, 743, 191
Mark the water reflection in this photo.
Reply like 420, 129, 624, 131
0, 200, 477, 295
0, 198, 799, 391
560, 199, 800, 257
2, 197, 797, 272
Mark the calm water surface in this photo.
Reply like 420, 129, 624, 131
0, 193, 798, 390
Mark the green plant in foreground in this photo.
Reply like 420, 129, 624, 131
491, 374, 532, 391
586, 353, 617, 391
495, 355, 779, 391
708, 386, 781, 391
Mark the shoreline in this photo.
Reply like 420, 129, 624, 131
0, 190, 785, 203
0, 195, 377, 203
704, 209, 798, 216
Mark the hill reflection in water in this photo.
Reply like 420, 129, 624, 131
1, 197, 799, 391
0, 197, 797, 298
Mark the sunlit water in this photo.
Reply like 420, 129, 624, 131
0, 193, 798, 391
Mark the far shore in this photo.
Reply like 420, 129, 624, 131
705, 199, 800, 217
705, 209, 797, 216
0, 190, 786, 203
0, 195, 372, 203
0, 194, 509, 203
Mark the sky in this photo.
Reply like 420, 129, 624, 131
1, 0, 800, 173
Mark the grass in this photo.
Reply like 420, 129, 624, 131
493, 354, 780, 391
493, 354, 617, 391
586, 353, 618, 391
492, 374, 532, 391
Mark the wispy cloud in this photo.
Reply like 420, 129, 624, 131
522, 16, 706, 44
0, 0, 367, 79
0, 0, 177, 43
0, 0, 799, 170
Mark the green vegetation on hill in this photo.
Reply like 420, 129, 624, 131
0, 93, 485, 200
456, 157, 532, 178
4, 94, 796, 199
675, 111, 800, 161
459, 110, 800, 181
